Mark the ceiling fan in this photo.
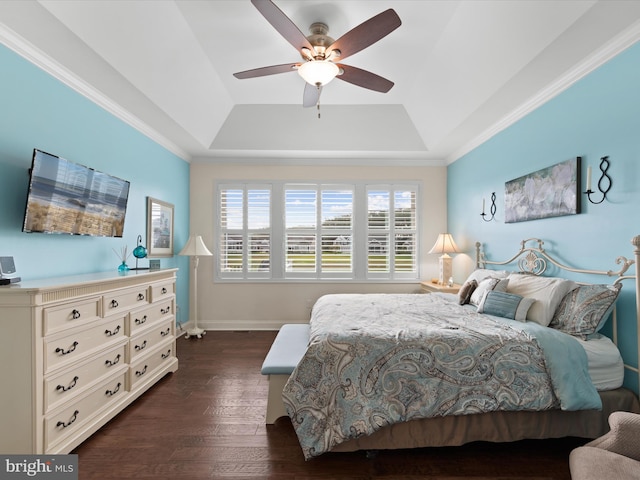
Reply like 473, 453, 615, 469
233, 0, 402, 108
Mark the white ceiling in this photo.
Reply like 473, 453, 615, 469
1, 0, 640, 165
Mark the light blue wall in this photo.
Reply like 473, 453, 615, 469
0, 44, 191, 326
448, 41, 640, 393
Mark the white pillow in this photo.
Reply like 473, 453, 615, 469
505, 274, 576, 326
463, 268, 510, 285
469, 277, 509, 306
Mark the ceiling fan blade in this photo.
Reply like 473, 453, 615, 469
303, 82, 321, 108
336, 64, 394, 93
251, 0, 315, 53
233, 63, 298, 79
327, 9, 401, 61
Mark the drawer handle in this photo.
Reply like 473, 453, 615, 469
135, 340, 147, 352
137, 293, 145, 301
135, 315, 147, 326
56, 410, 79, 429
110, 299, 119, 308
55, 341, 78, 356
105, 382, 122, 397
135, 365, 148, 377
161, 287, 167, 294
56, 376, 79, 393
104, 325, 121, 337
105, 354, 121, 367
161, 349, 172, 360
160, 327, 171, 337
71, 309, 81, 320
160, 307, 170, 315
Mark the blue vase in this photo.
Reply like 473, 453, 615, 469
118, 261, 129, 272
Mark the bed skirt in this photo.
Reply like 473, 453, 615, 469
331, 388, 640, 453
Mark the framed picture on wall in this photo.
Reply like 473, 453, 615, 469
505, 157, 581, 223
146, 197, 174, 257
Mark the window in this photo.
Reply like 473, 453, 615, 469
218, 185, 271, 279
216, 182, 420, 282
285, 185, 354, 278
367, 187, 418, 279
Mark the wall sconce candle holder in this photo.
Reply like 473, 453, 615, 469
584, 156, 612, 204
481, 192, 496, 222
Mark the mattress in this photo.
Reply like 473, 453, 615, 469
576, 334, 624, 391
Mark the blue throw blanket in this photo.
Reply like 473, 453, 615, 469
283, 293, 601, 459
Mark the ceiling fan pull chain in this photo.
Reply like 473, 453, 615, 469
317, 102, 321, 119
317, 84, 321, 119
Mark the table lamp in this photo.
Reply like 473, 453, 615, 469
428, 233, 459, 285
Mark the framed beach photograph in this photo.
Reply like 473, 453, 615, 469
146, 197, 174, 257
505, 157, 581, 223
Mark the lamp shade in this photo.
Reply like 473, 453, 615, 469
178, 235, 212, 257
428, 233, 459, 255
298, 60, 339, 86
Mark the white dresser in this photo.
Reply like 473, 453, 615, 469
0, 268, 179, 454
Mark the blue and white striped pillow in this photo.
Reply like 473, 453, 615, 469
477, 291, 535, 322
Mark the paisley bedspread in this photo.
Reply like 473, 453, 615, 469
282, 293, 601, 459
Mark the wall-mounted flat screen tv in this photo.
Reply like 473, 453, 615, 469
23, 149, 130, 237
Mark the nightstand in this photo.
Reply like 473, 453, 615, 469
420, 281, 461, 294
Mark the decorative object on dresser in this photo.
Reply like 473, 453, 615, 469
113, 245, 131, 272
0, 256, 20, 285
481, 192, 496, 222
0, 268, 179, 454
146, 197, 174, 258
131, 234, 149, 270
179, 235, 213, 339
428, 233, 459, 286
584, 155, 612, 205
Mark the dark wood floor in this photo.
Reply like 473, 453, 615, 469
73, 331, 586, 479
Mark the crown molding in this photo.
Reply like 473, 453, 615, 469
0, 23, 191, 162
447, 22, 640, 165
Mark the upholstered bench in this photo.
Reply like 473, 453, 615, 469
261, 323, 310, 423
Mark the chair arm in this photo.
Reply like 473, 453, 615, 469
587, 411, 640, 462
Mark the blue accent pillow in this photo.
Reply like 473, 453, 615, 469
477, 291, 535, 322
549, 284, 622, 339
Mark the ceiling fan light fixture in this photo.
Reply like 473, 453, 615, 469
297, 60, 339, 86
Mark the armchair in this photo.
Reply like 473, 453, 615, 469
569, 411, 640, 479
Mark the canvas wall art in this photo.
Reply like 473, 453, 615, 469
505, 157, 581, 223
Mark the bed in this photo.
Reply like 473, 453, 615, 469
281, 237, 640, 459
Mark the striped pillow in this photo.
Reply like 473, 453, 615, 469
477, 291, 535, 322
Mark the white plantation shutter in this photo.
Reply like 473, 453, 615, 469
218, 185, 271, 279
215, 181, 419, 282
367, 186, 418, 279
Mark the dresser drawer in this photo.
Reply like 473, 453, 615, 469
149, 280, 175, 303
44, 342, 127, 413
102, 285, 149, 317
44, 316, 126, 374
128, 318, 174, 361
43, 297, 101, 335
127, 299, 174, 335
44, 370, 127, 452
129, 339, 176, 389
